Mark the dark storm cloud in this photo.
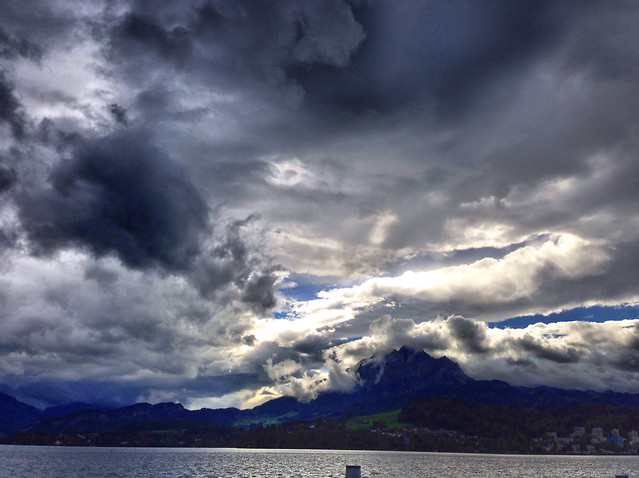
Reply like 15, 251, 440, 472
107, 0, 364, 97
292, 334, 336, 356
189, 215, 280, 313
110, 12, 193, 63
0, 71, 26, 138
83, 263, 119, 288
516, 335, 580, 364
108, 103, 128, 125
607, 350, 639, 374
506, 356, 537, 369
293, 0, 561, 115
0, 26, 42, 61
191, 0, 364, 75
442, 3, 639, 211
447, 315, 490, 354
0, 229, 14, 250
17, 129, 209, 270
290, 334, 352, 364
241, 271, 278, 314
9, 124, 280, 311
0, 158, 17, 250
0, 1, 77, 47
0, 164, 16, 193
628, 326, 639, 352
133, 85, 210, 124
527, 239, 639, 316
243, 340, 304, 368
467, 100, 639, 210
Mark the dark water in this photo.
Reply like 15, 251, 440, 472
1, 445, 638, 477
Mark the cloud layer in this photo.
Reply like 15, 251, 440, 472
1, 0, 639, 408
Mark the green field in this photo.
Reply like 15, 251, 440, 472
344, 409, 409, 431
232, 411, 300, 427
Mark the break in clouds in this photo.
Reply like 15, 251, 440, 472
1, 0, 639, 408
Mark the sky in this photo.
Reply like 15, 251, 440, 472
1, 0, 639, 410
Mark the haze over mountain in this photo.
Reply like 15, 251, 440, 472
1, 1, 639, 411
5, 348, 639, 437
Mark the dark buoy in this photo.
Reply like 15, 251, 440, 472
346, 465, 361, 478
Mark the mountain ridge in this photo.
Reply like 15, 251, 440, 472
0, 391, 42, 434
5, 347, 639, 435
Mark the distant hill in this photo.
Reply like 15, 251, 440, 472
0, 391, 41, 435
42, 402, 108, 417
7, 346, 639, 435
27, 402, 246, 434
0, 393, 116, 435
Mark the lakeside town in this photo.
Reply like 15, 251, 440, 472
355, 422, 639, 455
535, 426, 639, 454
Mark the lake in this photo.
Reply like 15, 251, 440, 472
1, 446, 638, 477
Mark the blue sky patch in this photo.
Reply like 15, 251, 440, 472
489, 304, 639, 329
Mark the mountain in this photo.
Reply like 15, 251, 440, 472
8, 346, 639, 435
0, 391, 42, 435
249, 347, 639, 422
0, 393, 118, 435
27, 402, 247, 434
358, 346, 473, 391
352, 346, 639, 410
21, 347, 477, 433
42, 402, 108, 417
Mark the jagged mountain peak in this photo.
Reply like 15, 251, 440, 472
356, 346, 473, 390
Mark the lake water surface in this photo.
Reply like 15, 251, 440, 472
1, 445, 638, 477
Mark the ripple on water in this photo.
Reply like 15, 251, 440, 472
1, 446, 639, 478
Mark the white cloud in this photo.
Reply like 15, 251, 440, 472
370, 233, 608, 307
263, 233, 611, 333
321, 315, 639, 393
264, 358, 302, 381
